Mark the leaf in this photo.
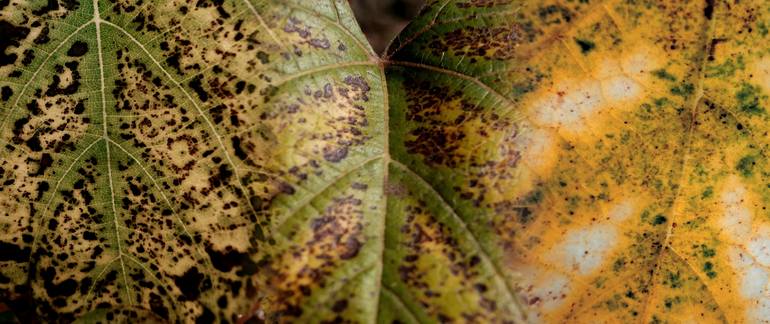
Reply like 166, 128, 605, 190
2, 0, 767, 323
0, 0, 382, 322
383, 0, 770, 322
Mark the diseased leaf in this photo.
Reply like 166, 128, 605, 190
0, 0, 383, 322
383, 0, 770, 322
4, 0, 770, 322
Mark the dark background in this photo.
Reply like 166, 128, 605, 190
349, 0, 426, 54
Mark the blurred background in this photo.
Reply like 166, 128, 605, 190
349, 0, 426, 54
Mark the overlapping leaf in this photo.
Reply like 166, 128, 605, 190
384, 0, 770, 322
0, 0, 383, 321
3, 0, 770, 322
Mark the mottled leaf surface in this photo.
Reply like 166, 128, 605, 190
0, 0, 384, 322
385, 0, 770, 322
4, 0, 770, 323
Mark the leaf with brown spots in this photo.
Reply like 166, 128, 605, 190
3, 0, 769, 322
0, 0, 383, 322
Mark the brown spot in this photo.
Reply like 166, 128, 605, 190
66, 41, 88, 57
0, 21, 29, 67
323, 146, 348, 163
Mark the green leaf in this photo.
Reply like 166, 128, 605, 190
4, 0, 770, 323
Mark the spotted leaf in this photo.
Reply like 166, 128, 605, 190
3, 0, 769, 323
0, 0, 384, 322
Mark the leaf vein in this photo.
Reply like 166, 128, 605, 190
389, 159, 526, 320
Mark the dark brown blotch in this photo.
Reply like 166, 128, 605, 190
174, 267, 211, 301
0, 21, 30, 67
66, 41, 88, 57
1, 86, 12, 101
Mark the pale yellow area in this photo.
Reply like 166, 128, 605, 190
516, 197, 643, 322
484, 124, 558, 203
715, 176, 770, 323
528, 45, 662, 137
751, 56, 770, 94
516, 267, 571, 323
491, 45, 664, 217
167, 139, 199, 171
500, 35, 696, 323
717, 176, 754, 244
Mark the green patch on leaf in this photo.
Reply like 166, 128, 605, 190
664, 296, 682, 309
654, 97, 670, 107
737, 155, 757, 177
613, 257, 626, 272
701, 186, 713, 199
700, 244, 716, 257
670, 83, 695, 97
666, 271, 683, 288
705, 55, 745, 78
652, 214, 668, 225
652, 69, 676, 81
703, 261, 717, 279
736, 83, 766, 114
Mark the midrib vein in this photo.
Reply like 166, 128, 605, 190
93, 0, 132, 305
374, 61, 389, 322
